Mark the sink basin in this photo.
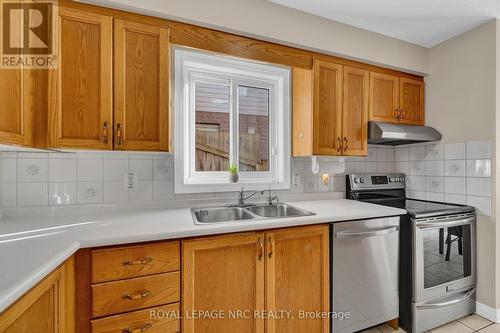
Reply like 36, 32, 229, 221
192, 203, 315, 224
246, 203, 315, 218
192, 207, 256, 224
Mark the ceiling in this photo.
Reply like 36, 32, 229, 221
269, 0, 500, 47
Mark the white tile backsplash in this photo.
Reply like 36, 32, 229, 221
467, 178, 491, 197
426, 144, 444, 160
77, 181, 103, 204
400, 140, 492, 216
0, 141, 492, 218
129, 158, 153, 180
466, 159, 491, 177
49, 158, 77, 182
77, 158, 103, 181
425, 160, 444, 176
410, 146, 426, 161
17, 182, 48, 206
445, 143, 466, 160
466, 140, 491, 159
49, 182, 76, 205
444, 160, 465, 177
17, 158, 48, 182
444, 177, 466, 195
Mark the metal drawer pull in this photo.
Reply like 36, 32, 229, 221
122, 257, 153, 265
416, 287, 476, 309
123, 290, 151, 300
335, 226, 399, 239
417, 217, 475, 229
122, 323, 152, 333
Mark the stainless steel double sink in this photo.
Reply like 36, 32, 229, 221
192, 203, 315, 224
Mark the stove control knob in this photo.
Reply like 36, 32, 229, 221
389, 177, 395, 182
360, 178, 366, 184
354, 178, 360, 184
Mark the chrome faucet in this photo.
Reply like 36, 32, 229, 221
266, 184, 279, 205
237, 186, 264, 206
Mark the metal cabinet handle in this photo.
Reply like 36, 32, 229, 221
101, 122, 108, 144
416, 216, 475, 229
416, 287, 476, 309
337, 137, 342, 153
122, 323, 152, 333
116, 123, 123, 145
123, 290, 151, 300
335, 226, 399, 239
122, 257, 153, 265
258, 238, 263, 260
400, 108, 405, 119
268, 237, 274, 258
343, 137, 348, 151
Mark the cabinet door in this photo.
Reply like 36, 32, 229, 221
342, 66, 369, 156
182, 233, 265, 333
265, 225, 329, 333
114, 19, 169, 151
0, 69, 35, 147
400, 77, 424, 125
313, 59, 343, 155
369, 72, 399, 123
0, 258, 74, 333
48, 7, 112, 149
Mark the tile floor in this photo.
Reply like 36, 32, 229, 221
361, 314, 497, 332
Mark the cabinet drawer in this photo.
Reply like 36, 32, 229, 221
92, 241, 180, 283
91, 303, 180, 333
92, 272, 180, 318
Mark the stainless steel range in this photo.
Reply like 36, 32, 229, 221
346, 173, 476, 333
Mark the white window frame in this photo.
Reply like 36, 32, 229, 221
173, 48, 291, 193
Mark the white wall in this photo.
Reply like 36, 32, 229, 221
426, 20, 497, 309
80, 0, 429, 74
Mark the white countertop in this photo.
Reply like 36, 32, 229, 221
0, 199, 405, 313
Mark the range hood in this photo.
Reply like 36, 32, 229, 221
368, 121, 442, 146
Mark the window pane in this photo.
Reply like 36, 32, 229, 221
195, 82, 230, 171
238, 86, 270, 172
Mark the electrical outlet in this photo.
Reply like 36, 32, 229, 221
293, 173, 301, 187
125, 172, 138, 190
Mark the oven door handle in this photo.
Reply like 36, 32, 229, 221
416, 287, 476, 309
335, 226, 399, 239
416, 216, 475, 229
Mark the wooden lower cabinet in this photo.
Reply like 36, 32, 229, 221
182, 232, 265, 333
0, 257, 75, 333
182, 225, 330, 333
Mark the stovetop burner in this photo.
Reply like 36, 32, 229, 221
346, 173, 475, 218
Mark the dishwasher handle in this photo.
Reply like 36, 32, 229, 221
335, 226, 399, 239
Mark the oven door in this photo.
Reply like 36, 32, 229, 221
412, 214, 476, 302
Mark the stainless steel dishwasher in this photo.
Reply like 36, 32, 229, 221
331, 216, 400, 333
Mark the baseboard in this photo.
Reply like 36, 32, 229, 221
476, 302, 500, 323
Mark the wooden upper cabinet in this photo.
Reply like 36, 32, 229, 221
342, 66, 369, 156
49, 7, 112, 149
265, 225, 329, 333
313, 59, 343, 155
0, 69, 34, 147
0, 257, 74, 333
182, 233, 265, 333
400, 77, 424, 125
369, 72, 399, 123
114, 19, 169, 151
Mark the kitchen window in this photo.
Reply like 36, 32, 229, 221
173, 48, 291, 193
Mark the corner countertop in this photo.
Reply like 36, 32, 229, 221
0, 199, 405, 313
